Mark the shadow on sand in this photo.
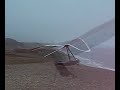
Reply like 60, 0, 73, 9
54, 63, 77, 78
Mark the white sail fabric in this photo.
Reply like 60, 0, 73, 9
79, 19, 115, 49
60, 19, 115, 71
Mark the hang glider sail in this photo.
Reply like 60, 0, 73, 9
29, 19, 115, 65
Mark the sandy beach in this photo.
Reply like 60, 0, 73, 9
5, 53, 115, 90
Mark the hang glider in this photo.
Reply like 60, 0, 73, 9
27, 19, 115, 65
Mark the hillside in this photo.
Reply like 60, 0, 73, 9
5, 38, 44, 50
5, 38, 24, 50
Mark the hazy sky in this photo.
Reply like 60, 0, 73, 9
5, 0, 115, 43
